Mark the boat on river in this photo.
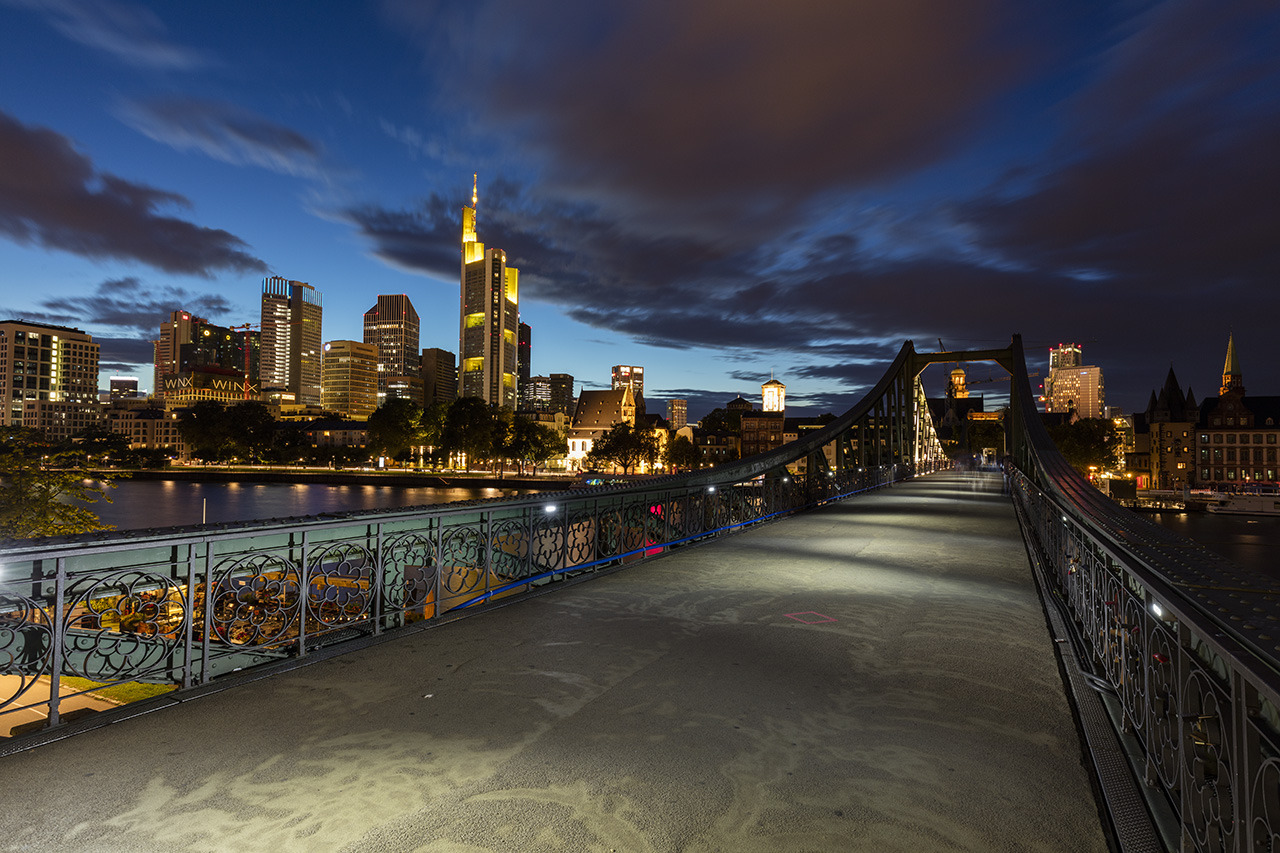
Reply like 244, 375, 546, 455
1205, 493, 1280, 516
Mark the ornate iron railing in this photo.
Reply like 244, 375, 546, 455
1, 340, 947, 743
1005, 335, 1280, 852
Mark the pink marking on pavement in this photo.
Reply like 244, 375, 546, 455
784, 611, 837, 624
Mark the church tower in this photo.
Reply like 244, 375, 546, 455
1220, 333, 1245, 396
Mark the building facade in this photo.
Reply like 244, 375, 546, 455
667, 399, 687, 431
741, 411, 785, 457
1196, 335, 1280, 488
549, 373, 575, 417
109, 377, 139, 400
155, 310, 258, 403
762, 378, 785, 413
261, 276, 323, 406
104, 405, 186, 458
522, 375, 553, 412
420, 347, 458, 408
363, 294, 420, 402
322, 340, 378, 420
566, 387, 635, 469
460, 178, 519, 408
0, 320, 101, 440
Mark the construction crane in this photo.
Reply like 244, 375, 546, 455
229, 318, 302, 400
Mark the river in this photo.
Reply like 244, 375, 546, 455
75, 480, 1278, 576
82, 479, 530, 531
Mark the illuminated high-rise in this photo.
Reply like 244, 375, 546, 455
363, 294, 420, 402
0, 320, 100, 440
1045, 343, 1105, 419
611, 365, 644, 397
322, 340, 378, 420
261, 277, 323, 406
459, 176, 519, 408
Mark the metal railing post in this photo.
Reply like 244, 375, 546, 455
47, 558, 65, 729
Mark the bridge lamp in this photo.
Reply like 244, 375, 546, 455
707, 486, 716, 493
1151, 601, 1164, 619
544, 504, 557, 513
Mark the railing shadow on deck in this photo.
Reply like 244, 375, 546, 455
2, 338, 948, 749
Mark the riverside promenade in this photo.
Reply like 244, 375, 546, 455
0, 471, 1107, 852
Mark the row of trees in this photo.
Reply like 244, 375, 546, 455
365, 397, 567, 474
582, 422, 703, 474
174, 397, 569, 474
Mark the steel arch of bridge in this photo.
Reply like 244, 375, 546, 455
1000, 335, 1280, 853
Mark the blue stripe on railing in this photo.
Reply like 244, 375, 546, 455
450, 479, 894, 611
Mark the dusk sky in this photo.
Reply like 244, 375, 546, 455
1, 0, 1277, 420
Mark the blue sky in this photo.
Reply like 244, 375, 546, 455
1, 0, 1277, 420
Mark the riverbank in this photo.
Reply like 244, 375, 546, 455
99, 467, 569, 492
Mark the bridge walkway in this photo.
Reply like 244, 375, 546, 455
0, 471, 1107, 852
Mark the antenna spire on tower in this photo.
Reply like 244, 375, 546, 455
472, 173, 478, 210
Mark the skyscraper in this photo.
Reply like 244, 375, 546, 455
261, 277, 323, 406
322, 340, 378, 420
518, 322, 531, 405
459, 176, 519, 408
363, 294, 420, 402
611, 365, 644, 397
1049, 343, 1082, 370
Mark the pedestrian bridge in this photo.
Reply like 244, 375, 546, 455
2, 335, 1278, 852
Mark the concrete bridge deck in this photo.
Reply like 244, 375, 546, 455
0, 472, 1107, 852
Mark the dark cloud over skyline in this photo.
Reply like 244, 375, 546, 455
361, 0, 1280, 411
0, 109, 267, 277
0, 1, 1276, 415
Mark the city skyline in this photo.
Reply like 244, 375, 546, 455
1, 1, 1277, 420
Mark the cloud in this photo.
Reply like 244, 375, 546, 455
366, 0, 1280, 411
966, 1, 1280, 288
25, 276, 236, 336
94, 336, 158, 367
387, 0, 1035, 233
118, 98, 327, 178
2, 276, 243, 373
4, 0, 212, 69
0, 109, 266, 276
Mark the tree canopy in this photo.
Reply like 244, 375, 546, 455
176, 400, 276, 462
1045, 417, 1122, 474
665, 434, 702, 471
0, 427, 122, 539
366, 397, 424, 461
586, 422, 659, 474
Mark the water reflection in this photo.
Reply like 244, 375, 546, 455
82, 480, 532, 531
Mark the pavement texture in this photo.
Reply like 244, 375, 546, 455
0, 471, 1107, 853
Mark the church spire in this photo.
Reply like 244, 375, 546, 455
1221, 333, 1244, 395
